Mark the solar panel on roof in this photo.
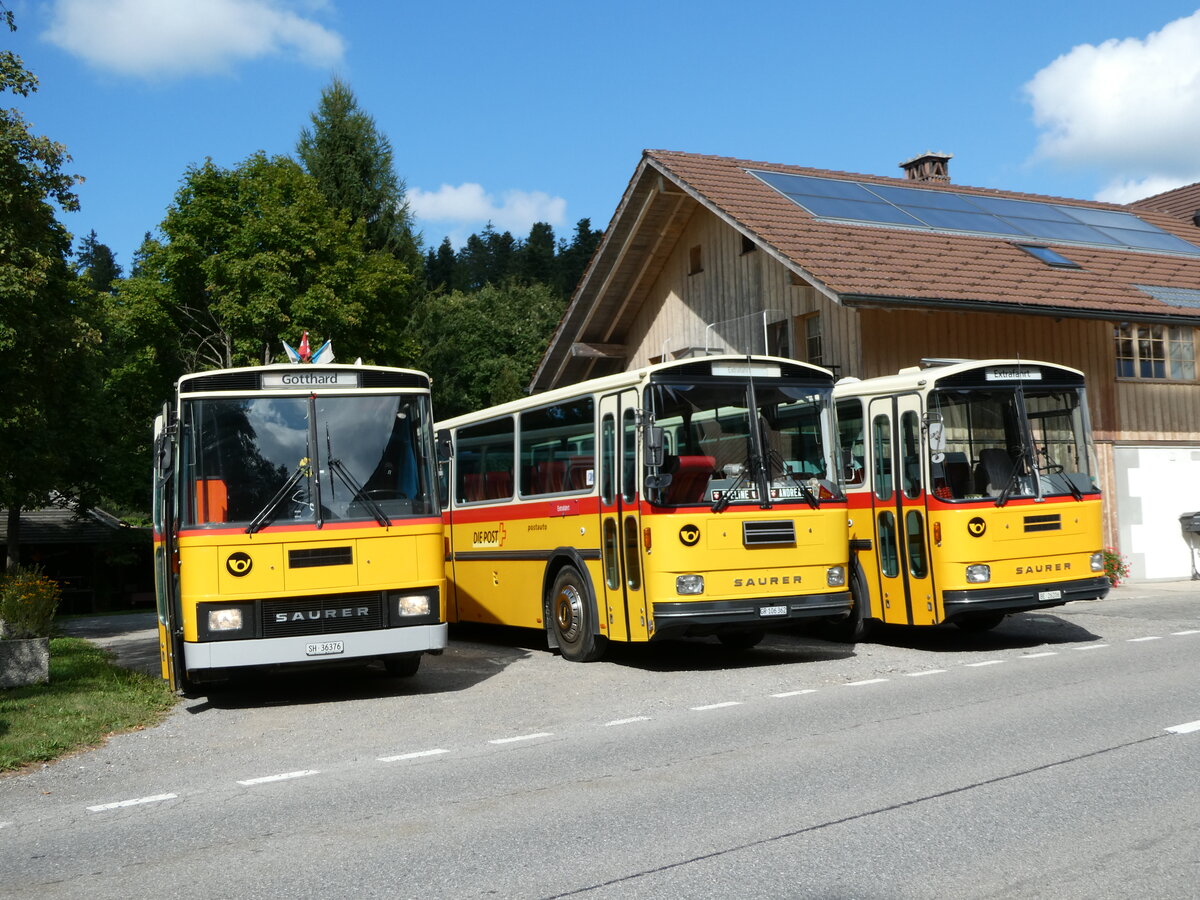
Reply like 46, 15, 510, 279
1135, 284, 1200, 309
747, 169, 1200, 256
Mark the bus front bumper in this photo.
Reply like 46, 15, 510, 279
651, 591, 851, 638
943, 576, 1110, 619
183, 623, 448, 671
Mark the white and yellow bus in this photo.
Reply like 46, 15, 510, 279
437, 355, 851, 661
833, 359, 1109, 638
152, 362, 447, 690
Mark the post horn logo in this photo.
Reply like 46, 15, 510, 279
967, 517, 987, 538
226, 551, 253, 576
679, 525, 701, 547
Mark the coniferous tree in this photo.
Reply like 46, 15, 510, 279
516, 222, 556, 284
556, 218, 603, 299
297, 76, 420, 270
425, 236, 456, 292
75, 229, 122, 294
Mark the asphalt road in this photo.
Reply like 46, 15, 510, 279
3, 584, 1198, 898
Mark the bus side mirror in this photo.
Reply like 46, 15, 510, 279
925, 415, 946, 463
436, 428, 453, 462
644, 425, 665, 468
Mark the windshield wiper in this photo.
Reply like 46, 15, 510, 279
328, 458, 391, 527
711, 465, 749, 513
246, 461, 310, 534
766, 445, 820, 509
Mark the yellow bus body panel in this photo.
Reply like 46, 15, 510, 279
177, 522, 445, 642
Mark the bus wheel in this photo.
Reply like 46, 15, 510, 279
718, 630, 765, 650
823, 572, 870, 643
954, 612, 1005, 633
384, 653, 422, 677
550, 567, 606, 662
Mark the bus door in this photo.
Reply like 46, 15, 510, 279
868, 395, 935, 626
152, 410, 184, 691
598, 390, 645, 642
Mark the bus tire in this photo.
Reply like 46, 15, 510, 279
384, 653, 422, 677
954, 612, 1005, 633
549, 566, 606, 662
823, 570, 871, 643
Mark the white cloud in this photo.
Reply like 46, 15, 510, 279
43, 0, 344, 79
1026, 10, 1200, 200
409, 183, 568, 241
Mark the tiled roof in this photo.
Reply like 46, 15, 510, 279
1130, 182, 1200, 221
646, 150, 1200, 320
0, 503, 138, 546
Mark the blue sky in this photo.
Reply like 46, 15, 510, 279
7, 1, 1200, 272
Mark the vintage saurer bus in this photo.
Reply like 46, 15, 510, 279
152, 362, 447, 690
832, 359, 1109, 638
437, 355, 851, 661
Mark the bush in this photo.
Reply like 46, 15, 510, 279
0, 565, 62, 639
1103, 547, 1131, 587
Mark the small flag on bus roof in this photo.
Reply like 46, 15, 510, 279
282, 332, 335, 365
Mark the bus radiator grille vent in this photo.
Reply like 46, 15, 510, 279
743, 520, 797, 546
184, 372, 263, 392
1023, 514, 1062, 533
288, 547, 353, 568
261, 592, 384, 637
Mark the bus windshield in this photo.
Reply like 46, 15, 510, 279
928, 386, 1097, 502
646, 378, 840, 508
181, 393, 438, 528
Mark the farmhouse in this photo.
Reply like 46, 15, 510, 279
533, 150, 1200, 580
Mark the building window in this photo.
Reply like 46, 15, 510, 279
803, 314, 823, 366
767, 318, 792, 358
740, 234, 756, 255
1115, 323, 1196, 380
688, 245, 703, 275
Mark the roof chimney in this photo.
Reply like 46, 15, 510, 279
899, 151, 953, 183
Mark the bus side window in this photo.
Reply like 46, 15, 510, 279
836, 399, 865, 486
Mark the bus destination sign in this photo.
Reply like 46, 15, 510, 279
262, 371, 360, 390
985, 366, 1042, 382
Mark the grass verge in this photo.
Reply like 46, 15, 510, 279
0, 637, 177, 773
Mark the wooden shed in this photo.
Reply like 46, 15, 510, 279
533, 150, 1200, 580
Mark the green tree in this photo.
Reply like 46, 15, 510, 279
515, 221, 557, 284
120, 152, 415, 373
75, 229, 122, 294
413, 280, 566, 418
297, 76, 419, 267
425, 236, 456, 292
556, 218, 603, 298
0, 13, 101, 566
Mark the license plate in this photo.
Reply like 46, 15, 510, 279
1038, 590, 1063, 602
305, 641, 344, 656
759, 605, 788, 617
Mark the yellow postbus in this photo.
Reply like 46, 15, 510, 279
152, 362, 447, 690
437, 355, 851, 661
832, 359, 1109, 638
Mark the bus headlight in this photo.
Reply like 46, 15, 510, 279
395, 594, 432, 616
676, 575, 705, 595
966, 564, 991, 584
1090, 552, 1104, 573
207, 608, 244, 632
826, 566, 846, 587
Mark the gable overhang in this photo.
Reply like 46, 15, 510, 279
530, 154, 838, 393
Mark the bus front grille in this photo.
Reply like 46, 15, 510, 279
261, 593, 385, 637
743, 520, 796, 546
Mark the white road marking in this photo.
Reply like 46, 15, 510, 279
87, 793, 177, 812
603, 716, 650, 727
488, 732, 552, 745
690, 701, 742, 711
1166, 720, 1200, 735
377, 748, 449, 762
965, 660, 1005, 667
772, 689, 818, 697
0, 822, 12, 829
1127, 636, 1163, 642
1171, 630, 1200, 636
1072, 644, 1109, 651
904, 669, 947, 677
1020, 652, 1058, 659
236, 770, 318, 786
844, 678, 889, 686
